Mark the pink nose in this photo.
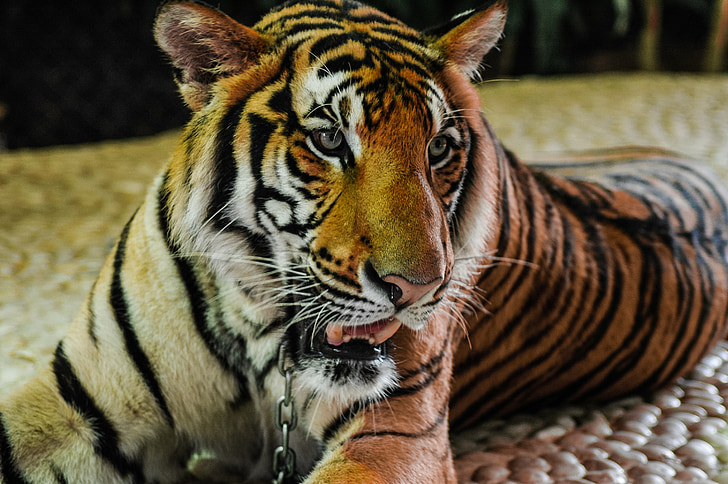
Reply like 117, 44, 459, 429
382, 274, 441, 306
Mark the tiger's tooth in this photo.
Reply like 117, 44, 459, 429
326, 324, 345, 346
372, 320, 402, 345
327, 319, 402, 347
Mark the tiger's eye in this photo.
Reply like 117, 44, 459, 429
428, 135, 449, 160
313, 129, 344, 153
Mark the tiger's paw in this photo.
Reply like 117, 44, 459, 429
303, 453, 386, 484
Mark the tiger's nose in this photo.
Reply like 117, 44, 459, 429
382, 274, 441, 307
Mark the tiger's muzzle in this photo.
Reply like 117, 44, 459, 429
300, 273, 444, 361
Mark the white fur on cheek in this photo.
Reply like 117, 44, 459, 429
265, 199, 293, 227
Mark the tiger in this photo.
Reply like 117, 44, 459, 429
2, 0, 728, 483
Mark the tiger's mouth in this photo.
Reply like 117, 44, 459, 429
326, 318, 402, 346
302, 318, 402, 361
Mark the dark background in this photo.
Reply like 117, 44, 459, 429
0, 0, 719, 150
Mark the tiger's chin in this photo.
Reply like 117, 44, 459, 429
292, 319, 402, 406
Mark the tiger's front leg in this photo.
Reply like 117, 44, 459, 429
0, 203, 267, 483
304, 403, 455, 484
303, 319, 458, 484
0, 222, 196, 483
0, 349, 191, 484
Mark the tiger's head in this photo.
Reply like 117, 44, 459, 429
154, 0, 505, 404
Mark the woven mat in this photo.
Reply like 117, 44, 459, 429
2, 73, 728, 483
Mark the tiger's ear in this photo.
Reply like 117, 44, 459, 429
154, 1, 269, 111
429, 1, 507, 80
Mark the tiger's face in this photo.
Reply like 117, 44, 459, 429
283, 36, 466, 401
155, 0, 505, 404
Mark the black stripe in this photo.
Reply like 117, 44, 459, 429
660, 241, 696, 372
0, 413, 29, 484
246, 106, 318, 240
631, 158, 728, 221
451, 148, 728, 424
286, 147, 323, 186
307, 31, 432, 80
312, 275, 371, 303
283, 21, 345, 37
390, 359, 445, 398
349, 13, 402, 28
251, 355, 279, 393
608, 173, 688, 228
110, 216, 174, 427
319, 78, 360, 121
369, 25, 428, 49
439, 156, 467, 200
665, 174, 711, 229
264, 2, 406, 35
526, 152, 650, 171
472, 211, 577, 410
483, 144, 512, 268
457, 158, 539, 360
207, 100, 246, 234
246, 112, 278, 261
451, 179, 622, 425
306, 190, 341, 232
227, 222, 275, 263
321, 351, 450, 441
262, 6, 345, 29
192, 71, 274, 256
653, 239, 719, 384
492, 226, 583, 411
453, 145, 517, 339
389, 363, 443, 400
259, 191, 310, 237
514, 215, 657, 409
52, 343, 144, 482
679, 162, 728, 222
576, 230, 664, 401
51, 465, 69, 484
87, 279, 99, 347
463, 215, 578, 420
311, 47, 372, 75
315, 258, 362, 291
349, 402, 448, 441
268, 80, 293, 116
391, 342, 448, 398
452, 229, 578, 423
157, 176, 252, 405
536, 219, 623, 404
321, 399, 368, 443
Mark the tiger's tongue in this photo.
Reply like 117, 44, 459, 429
326, 318, 402, 346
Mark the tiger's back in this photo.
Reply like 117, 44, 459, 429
451, 146, 728, 426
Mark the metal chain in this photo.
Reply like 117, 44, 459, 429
272, 344, 298, 484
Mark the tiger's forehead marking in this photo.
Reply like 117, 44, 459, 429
256, 0, 453, 156
255, 0, 425, 48
293, 55, 449, 160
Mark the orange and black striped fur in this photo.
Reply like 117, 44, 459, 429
2, 1, 727, 483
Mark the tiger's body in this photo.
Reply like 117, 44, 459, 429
2, 1, 727, 483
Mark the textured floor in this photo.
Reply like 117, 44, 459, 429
451, 342, 728, 484
2, 73, 728, 483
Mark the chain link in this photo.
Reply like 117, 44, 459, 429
272, 344, 297, 484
